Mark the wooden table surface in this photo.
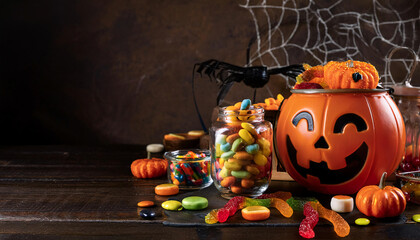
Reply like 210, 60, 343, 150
0, 145, 418, 239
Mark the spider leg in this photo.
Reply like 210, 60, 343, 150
216, 74, 240, 105
267, 64, 305, 79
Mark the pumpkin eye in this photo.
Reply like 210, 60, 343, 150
292, 111, 314, 131
352, 72, 363, 82
333, 113, 367, 133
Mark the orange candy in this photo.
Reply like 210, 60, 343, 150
241, 206, 270, 221
154, 183, 179, 196
137, 200, 155, 207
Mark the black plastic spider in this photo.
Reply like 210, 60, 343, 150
193, 60, 304, 105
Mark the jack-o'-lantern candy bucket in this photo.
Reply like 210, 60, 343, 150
276, 89, 405, 194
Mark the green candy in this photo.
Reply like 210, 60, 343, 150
355, 218, 370, 226
182, 196, 208, 210
231, 170, 251, 179
161, 200, 183, 211
221, 150, 235, 160
413, 214, 420, 223
232, 138, 244, 152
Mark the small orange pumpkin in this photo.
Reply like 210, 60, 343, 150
131, 158, 168, 179
324, 60, 379, 89
356, 172, 406, 218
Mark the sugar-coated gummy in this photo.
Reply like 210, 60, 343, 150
299, 202, 319, 239
205, 209, 219, 224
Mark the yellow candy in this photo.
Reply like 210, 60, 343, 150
241, 122, 258, 137
239, 129, 255, 145
254, 152, 268, 166
257, 138, 271, 157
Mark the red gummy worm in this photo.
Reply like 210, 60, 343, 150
299, 202, 319, 239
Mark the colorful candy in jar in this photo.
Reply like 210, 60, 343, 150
212, 99, 273, 197
167, 150, 212, 189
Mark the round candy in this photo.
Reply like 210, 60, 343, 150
355, 218, 370, 226
137, 200, 155, 207
182, 196, 208, 210
162, 200, 183, 211
146, 144, 164, 153
330, 195, 354, 213
241, 206, 270, 221
413, 214, 420, 223
139, 209, 156, 219
155, 183, 179, 196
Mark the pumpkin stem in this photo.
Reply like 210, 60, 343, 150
379, 172, 387, 189
147, 152, 151, 159
347, 60, 354, 68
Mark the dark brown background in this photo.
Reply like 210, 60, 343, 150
1, 0, 419, 145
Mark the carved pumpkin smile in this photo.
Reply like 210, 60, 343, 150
276, 89, 405, 194
286, 135, 368, 184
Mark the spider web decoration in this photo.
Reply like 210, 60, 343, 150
240, 0, 420, 88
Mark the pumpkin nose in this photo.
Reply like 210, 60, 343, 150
314, 136, 329, 149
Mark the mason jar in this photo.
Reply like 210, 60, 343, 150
210, 105, 273, 198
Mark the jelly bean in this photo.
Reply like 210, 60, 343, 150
221, 176, 236, 187
231, 185, 242, 194
241, 122, 258, 136
219, 166, 231, 178
155, 184, 179, 196
216, 134, 227, 144
355, 218, 370, 226
239, 129, 255, 145
221, 150, 235, 160
137, 200, 155, 207
240, 99, 252, 110
231, 170, 251, 179
162, 200, 183, 211
224, 161, 242, 171
226, 133, 240, 144
245, 144, 260, 154
233, 151, 254, 161
228, 157, 251, 166
254, 152, 268, 166
241, 178, 255, 188
413, 214, 420, 223
182, 196, 208, 210
139, 209, 157, 219
257, 138, 271, 157
231, 138, 245, 152
220, 142, 231, 152
245, 164, 260, 175
234, 101, 242, 109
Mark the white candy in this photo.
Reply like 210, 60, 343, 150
146, 144, 164, 153
330, 195, 354, 213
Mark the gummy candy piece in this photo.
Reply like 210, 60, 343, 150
256, 191, 292, 201
315, 202, 350, 238
205, 209, 219, 224
239, 198, 271, 209
270, 198, 293, 218
299, 202, 319, 239
217, 208, 230, 223
286, 197, 318, 211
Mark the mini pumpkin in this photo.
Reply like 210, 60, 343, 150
131, 158, 168, 178
324, 60, 379, 89
356, 172, 406, 218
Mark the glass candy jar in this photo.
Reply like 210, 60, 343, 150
210, 105, 273, 198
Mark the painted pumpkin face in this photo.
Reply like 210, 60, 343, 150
276, 90, 405, 194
